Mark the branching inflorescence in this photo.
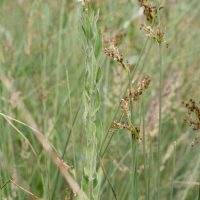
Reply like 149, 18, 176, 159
109, 75, 151, 139
102, 38, 129, 73
140, 23, 168, 47
138, 0, 169, 48
103, 38, 151, 140
182, 99, 200, 146
138, 0, 164, 23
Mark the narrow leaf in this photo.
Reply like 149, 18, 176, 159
94, 89, 100, 113
96, 67, 102, 84
86, 50, 97, 93
82, 174, 89, 199
78, 25, 88, 53
95, 116, 103, 151
84, 141, 97, 180
94, 28, 102, 63
85, 15, 93, 40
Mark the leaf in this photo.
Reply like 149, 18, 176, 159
93, 168, 103, 200
95, 116, 103, 151
85, 113, 90, 139
84, 141, 97, 180
93, 9, 100, 27
83, 92, 89, 118
96, 67, 102, 84
82, 174, 89, 199
78, 25, 88, 53
86, 50, 97, 93
94, 89, 100, 114
92, 177, 100, 200
85, 15, 93, 40
94, 28, 102, 63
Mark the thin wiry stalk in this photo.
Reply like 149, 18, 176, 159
1, 180, 39, 199
0, 113, 60, 157
156, 0, 162, 198
128, 72, 138, 200
42, 34, 50, 200
55, 0, 65, 117
170, 142, 176, 200
148, 134, 151, 200
142, 93, 148, 199
93, 137, 119, 200
4, 117, 45, 196
50, 96, 82, 199
48, 69, 84, 142
157, 43, 163, 199
66, 69, 77, 179
150, 134, 156, 200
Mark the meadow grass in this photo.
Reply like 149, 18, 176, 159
1, 0, 200, 199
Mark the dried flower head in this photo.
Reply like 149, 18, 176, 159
109, 74, 151, 140
182, 99, 200, 147
102, 38, 129, 73
140, 23, 168, 47
138, 0, 164, 23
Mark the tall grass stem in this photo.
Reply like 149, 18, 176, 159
170, 141, 176, 200
156, 0, 162, 198
142, 93, 148, 199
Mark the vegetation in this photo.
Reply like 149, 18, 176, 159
1, 0, 200, 199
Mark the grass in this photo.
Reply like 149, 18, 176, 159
1, 0, 200, 199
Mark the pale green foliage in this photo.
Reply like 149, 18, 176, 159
78, 8, 103, 200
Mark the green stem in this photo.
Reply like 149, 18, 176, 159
148, 134, 151, 200
155, 0, 162, 198
90, 93, 94, 138
157, 45, 162, 199
66, 70, 77, 180
55, 0, 65, 117
170, 141, 176, 200
142, 93, 148, 200
50, 96, 82, 199
150, 134, 156, 200
89, 180, 93, 200
128, 72, 138, 200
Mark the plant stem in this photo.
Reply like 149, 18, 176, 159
170, 141, 176, 200
128, 72, 138, 200
157, 44, 162, 199
142, 93, 148, 200
66, 70, 77, 180
155, 0, 162, 198
50, 96, 82, 199
55, 0, 65, 117
150, 134, 156, 200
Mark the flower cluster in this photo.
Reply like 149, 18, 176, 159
102, 38, 129, 73
119, 74, 151, 114
109, 74, 151, 139
109, 118, 141, 140
140, 23, 168, 47
138, 0, 164, 23
129, 74, 151, 101
182, 99, 200, 146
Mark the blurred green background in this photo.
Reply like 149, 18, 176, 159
1, 0, 200, 199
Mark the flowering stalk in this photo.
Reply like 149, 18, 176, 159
103, 38, 151, 198
78, 3, 103, 200
155, 0, 163, 198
